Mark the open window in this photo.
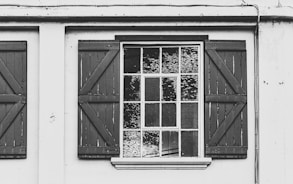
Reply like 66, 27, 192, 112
77, 36, 247, 169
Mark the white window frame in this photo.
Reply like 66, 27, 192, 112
111, 41, 211, 169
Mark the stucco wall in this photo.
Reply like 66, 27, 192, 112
0, 1, 291, 184
0, 31, 39, 184
259, 22, 293, 184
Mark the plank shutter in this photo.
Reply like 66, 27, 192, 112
0, 41, 27, 158
78, 41, 120, 159
204, 41, 247, 159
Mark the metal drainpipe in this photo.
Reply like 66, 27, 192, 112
252, 4, 260, 184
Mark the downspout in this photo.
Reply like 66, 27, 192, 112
241, 3, 260, 183
252, 4, 260, 184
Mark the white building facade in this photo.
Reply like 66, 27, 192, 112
0, 1, 292, 184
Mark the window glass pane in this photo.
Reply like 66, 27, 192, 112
162, 77, 177, 101
145, 78, 160, 101
142, 131, 160, 157
143, 48, 160, 73
124, 76, 140, 101
181, 47, 198, 73
123, 103, 141, 129
162, 47, 179, 73
181, 131, 198, 157
162, 103, 176, 127
124, 48, 140, 73
181, 103, 198, 129
162, 131, 178, 157
181, 75, 198, 101
123, 131, 141, 157
145, 103, 160, 127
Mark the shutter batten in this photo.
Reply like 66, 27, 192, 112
78, 41, 120, 159
204, 40, 247, 159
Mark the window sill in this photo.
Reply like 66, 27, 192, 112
111, 157, 212, 170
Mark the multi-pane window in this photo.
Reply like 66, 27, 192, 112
121, 42, 203, 158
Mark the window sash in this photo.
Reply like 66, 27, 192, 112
120, 41, 204, 158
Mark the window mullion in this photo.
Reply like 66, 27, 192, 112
159, 47, 163, 157
140, 47, 144, 158
198, 44, 204, 158
178, 46, 182, 158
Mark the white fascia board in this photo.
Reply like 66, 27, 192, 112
0, 5, 257, 17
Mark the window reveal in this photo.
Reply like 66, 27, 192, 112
122, 44, 202, 158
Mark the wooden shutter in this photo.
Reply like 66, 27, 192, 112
78, 41, 120, 159
0, 41, 27, 158
204, 41, 247, 159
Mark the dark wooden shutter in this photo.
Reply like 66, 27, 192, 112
0, 41, 27, 158
78, 41, 120, 159
204, 41, 247, 159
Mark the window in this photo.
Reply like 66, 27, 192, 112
77, 37, 248, 168
121, 43, 204, 158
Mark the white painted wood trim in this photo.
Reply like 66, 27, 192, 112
38, 24, 65, 184
0, 6, 257, 17
111, 157, 212, 170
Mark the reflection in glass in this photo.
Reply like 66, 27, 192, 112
181, 47, 198, 73
162, 47, 179, 73
162, 131, 178, 157
145, 103, 160, 127
181, 131, 198, 157
143, 48, 160, 73
124, 76, 140, 101
162, 103, 176, 127
123, 103, 141, 129
181, 75, 198, 101
181, 103, 198, 129
124, 48, 140, 73
142, 131, 159, 157
123, 131, 141, 157
162, 77, 176, 101
145, 78, 160, 101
